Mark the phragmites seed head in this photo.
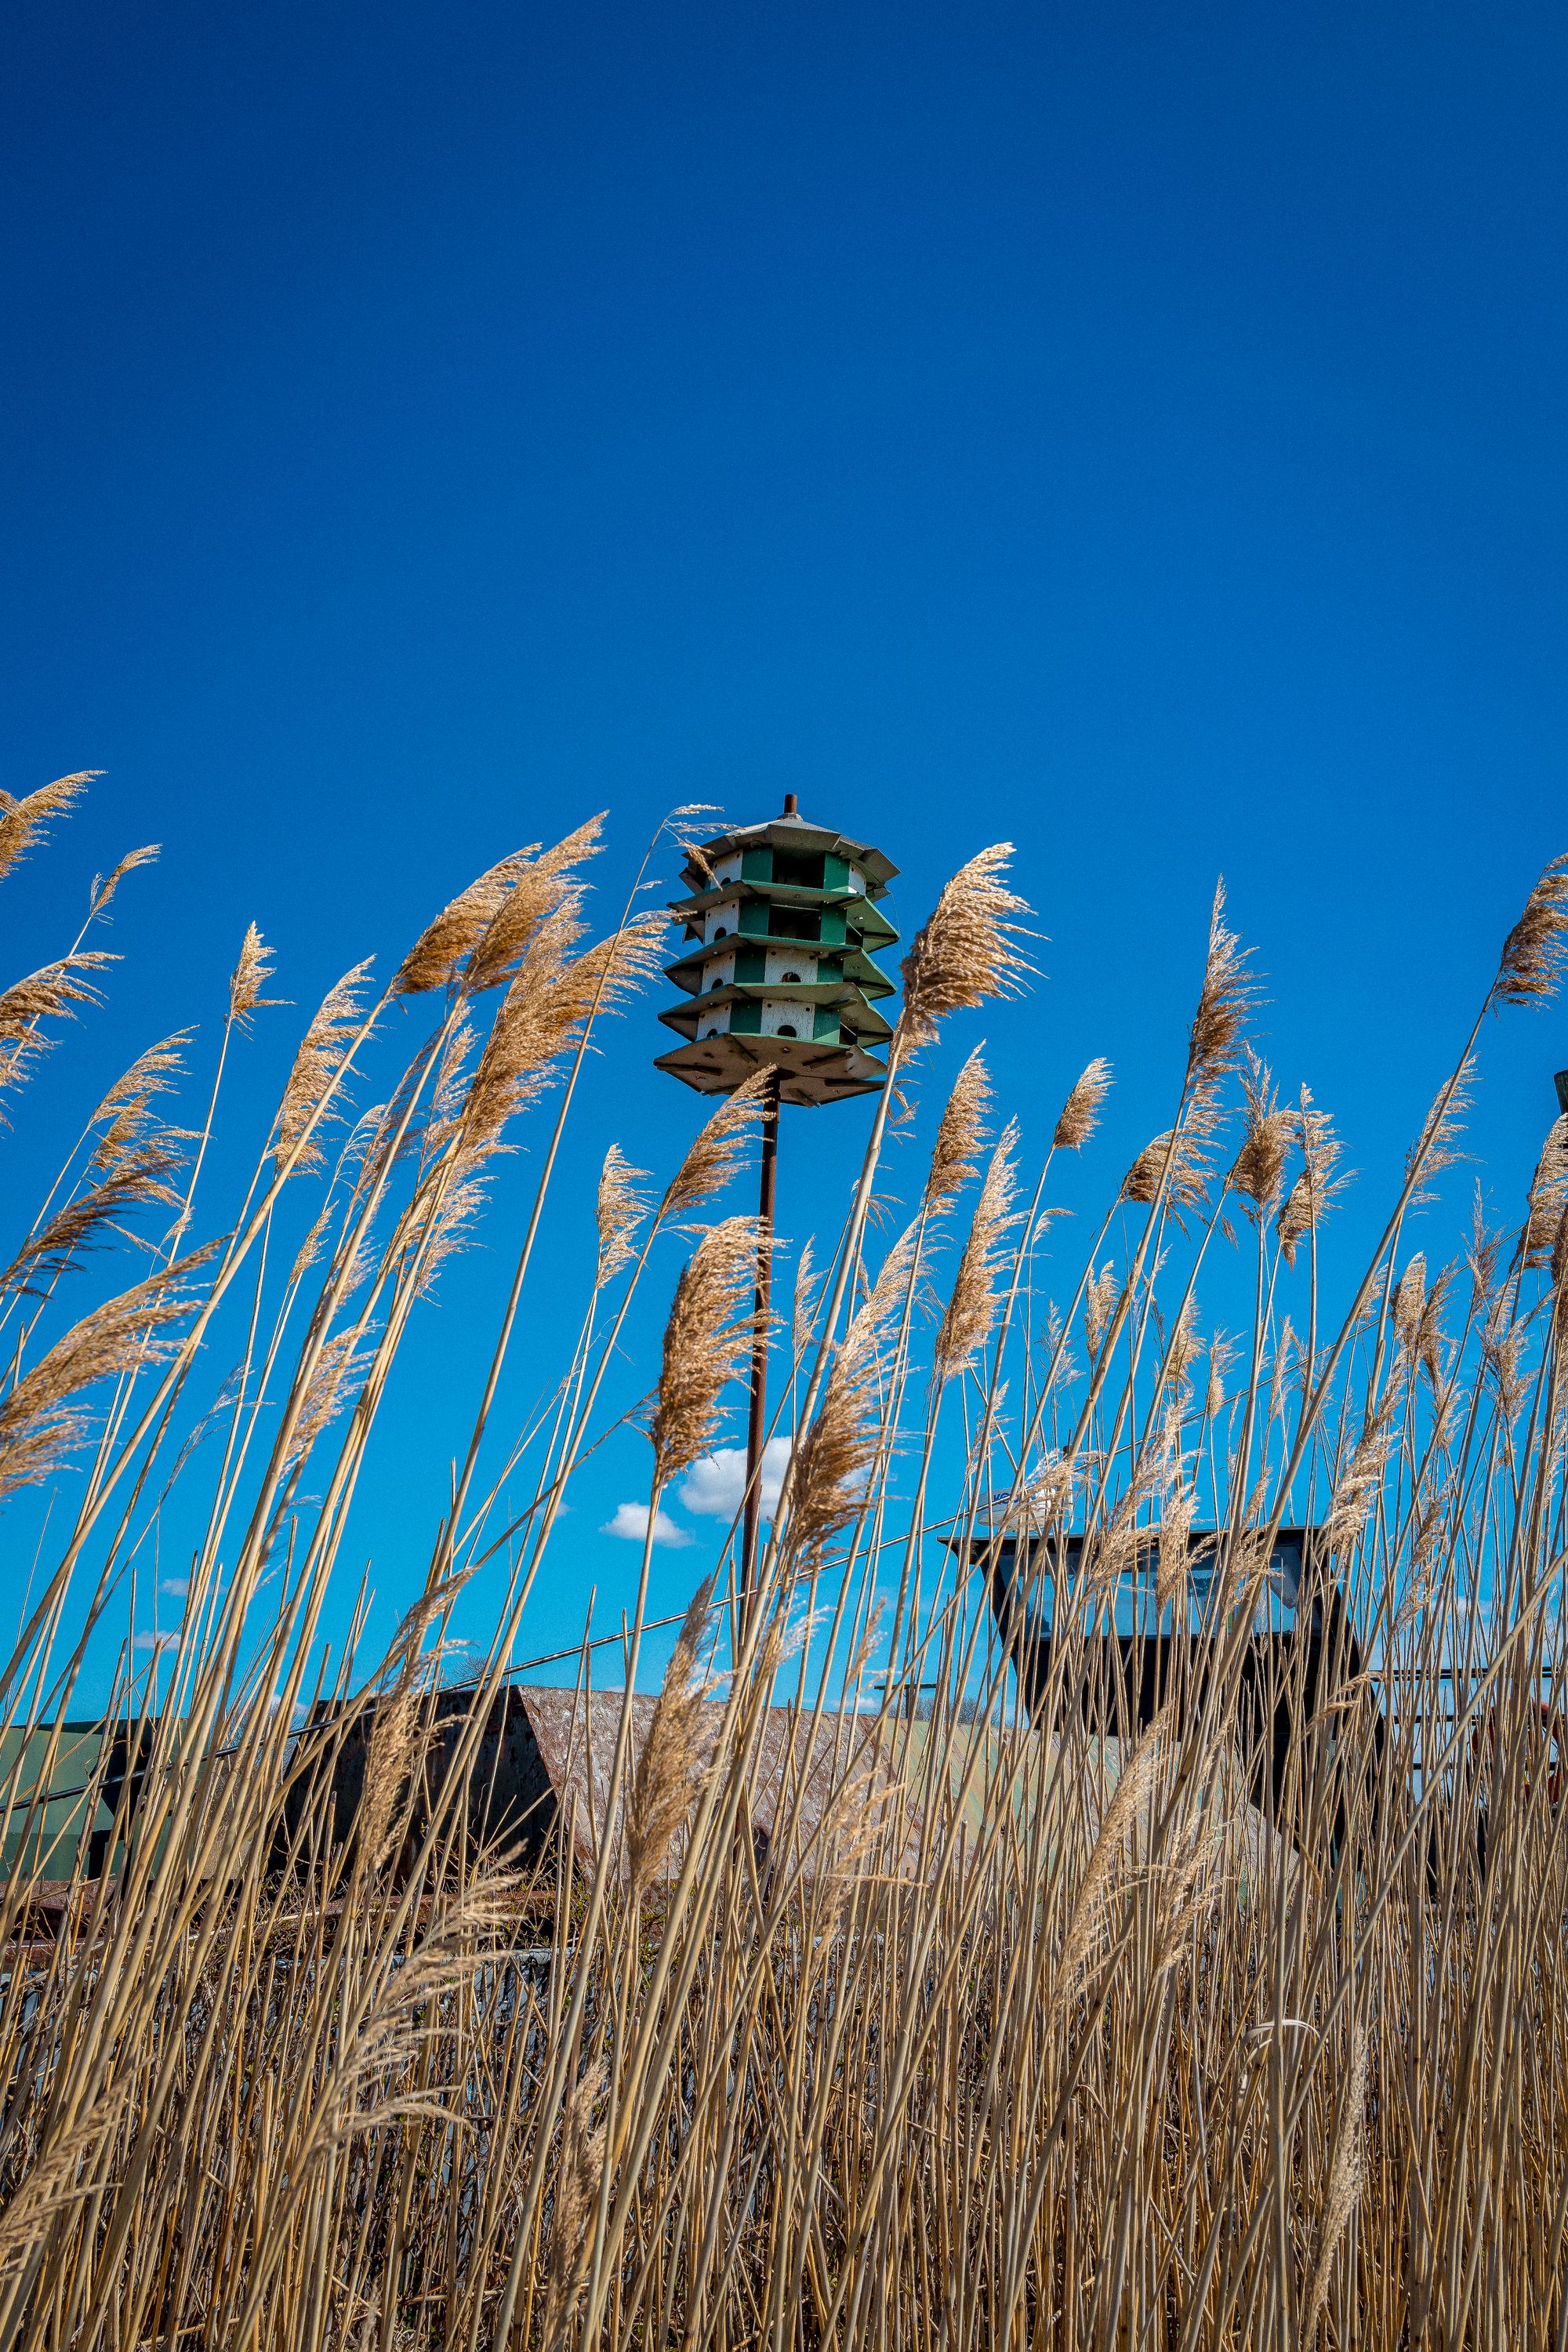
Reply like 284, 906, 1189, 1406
792, 1236, 820, 1363
0, 951, 121, 1106
456, 899, 588, 1149
1405, 1053, 1475, 1203
228, 924, 281, 1028
667, 802, 726, 887
1054, 1057, 1112, 1152
1156, 1487, 1196, 1617
1017, 1452, 1076, 1536
87, 844, 159, 920
1393, 1254, 1427, 1367
1120, 1099, 1219, 1217
897, 844, 1033, 1053
0, 771, 98, 885
1325, 1405, 1396, 1552
0, 954, 117, 1051
596, 1144, 652, 1290
786, 1222, 919, 1562
1204, 1329, 1237, 1420
1277, 1087, 1349, 1266
1083, 1260, 1119, 1360
2, 1149, 184, 1299
624, 1576, 717, 1890
392, 819, 603, 999
546, 907, 668, 1030
1303, 2019, 1370, 2333
394, 845, 539, 996
660, 1069, 771, 1224
1524, 1114, 1568, 1271
1187, 881, 1258, 1098
1228, 1051, 1293, 1212
540, 2060, 608, 2342
464, 818, 605, 994
274, 960, 377, 1174
933, 1122, 1020, 1382
923, 1048, 992, 1212
1053, 1719, 1167, 2013
0, 1246, 216, 1501
649, 1216, 763, 1485
1162, 1296, 1200, 1396
286, 1324, 379, 1467
85, 1029, 193, 1177
1493, 852, 1568, 1007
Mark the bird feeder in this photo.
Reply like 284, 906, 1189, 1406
655, 795, 899, 1106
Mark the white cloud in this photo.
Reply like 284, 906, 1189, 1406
134, 1630, 180, 1655
158, 1577, 189, 1599
679, 1436, 793, 1523
601, 1501, 692, 1548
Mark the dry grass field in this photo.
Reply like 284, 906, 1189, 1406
1, 772, 1566, 2348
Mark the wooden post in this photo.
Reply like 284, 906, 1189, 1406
740, 1069, 781, 1621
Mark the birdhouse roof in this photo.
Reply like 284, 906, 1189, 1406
684, 811, 898, 891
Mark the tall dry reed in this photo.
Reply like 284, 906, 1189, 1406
0, 779, 1565, 2350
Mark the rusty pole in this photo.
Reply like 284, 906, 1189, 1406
740, 1069, 780, 1623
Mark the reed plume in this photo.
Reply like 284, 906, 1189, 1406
1406, 1051, 1476, 1198
1053, 1055, 1112, 1151
1277, 1086, 1349, 1265
274, 960, 376, 1173
0, 2083, 127, 2281
0, 771, 97, 885
539, 2061, 608, 2348
227, 924, 281, 1027
624, 1576, 717, 1890
288, 1324, 379, 1464
1303, 2020, 1370, 2332
1493, 851, 1568, 1006
0, 1246, 214, 1497
0, 954, 119, 1098
460, 909, 664, 1156
85, 1030, 193, 1174
897, 844, 1032, 1051
649, 1217, 762, 1484
786, 1223, 917, 1560
791, 1236, 819, 1361
85, 844, 159, 919
1186, 880, 1257, 1098
464, 819, 606, 994
1325, 1403, 1397, 1550
1156, 1485, 1195, 1614
1524, 1113, 1568, 1269
1053, 1721, 1167, 2013
596, 1145, 652, 1290
1228, 1051, 1293, 1212
1083, 1261, 1118, 1359
1, 1151, 183, 1296
393, 846, 540, 997
659, 1069, 770, 1223
933, 1123, 1019, 1382
922, 1047, 991, 1212
1120, 1100, 1219, 1214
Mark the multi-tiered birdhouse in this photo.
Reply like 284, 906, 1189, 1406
655, 797, 899, 1106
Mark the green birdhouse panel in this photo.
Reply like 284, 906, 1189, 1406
655, 801, 900, 1107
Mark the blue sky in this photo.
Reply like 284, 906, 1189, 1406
3, 1, 1566, 1692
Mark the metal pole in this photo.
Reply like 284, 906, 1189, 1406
740, 1068, 780, 1621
